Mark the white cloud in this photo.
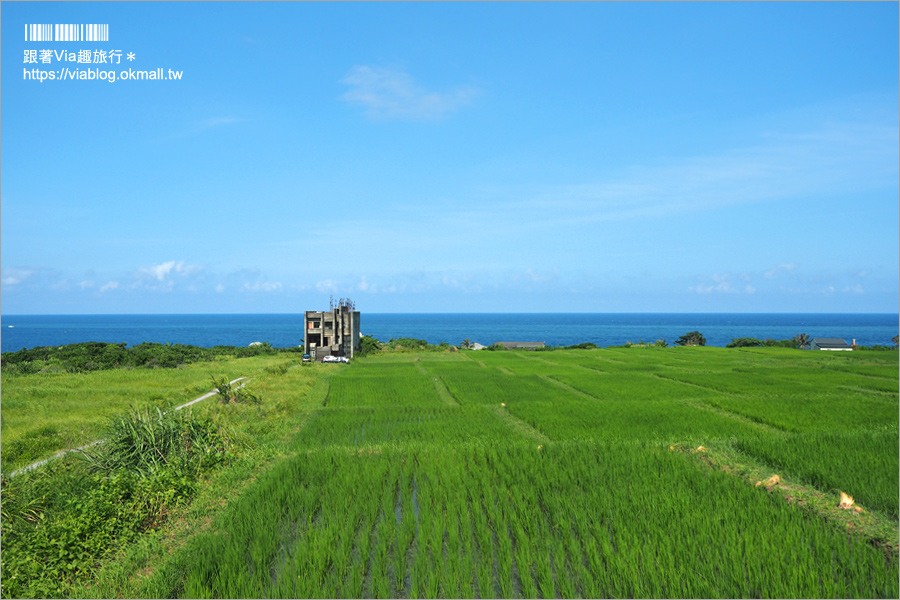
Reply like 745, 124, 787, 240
691, 281, 733, 294
316, 279, 339, 294
79, 280, 94, 290
518, 268, 560, 283
140, 260, 181, 281
2, 268, 34, 285
340, 66, 478, 121
690, 273, 745, 294
99, 281, 119, 292
765, 263, 798, 279
241, 281, 282, 292
215, 284, 225, 293
138, 260, 202, 282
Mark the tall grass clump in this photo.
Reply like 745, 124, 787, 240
2, 409, 229, 598
80, 407, 227, 477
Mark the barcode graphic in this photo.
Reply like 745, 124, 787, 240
25, 24, 109, 42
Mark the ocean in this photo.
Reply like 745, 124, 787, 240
1, 313, 897, 353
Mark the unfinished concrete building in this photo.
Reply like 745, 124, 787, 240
304, 303, 360, 359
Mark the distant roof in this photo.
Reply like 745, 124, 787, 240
811, 338, 851, 347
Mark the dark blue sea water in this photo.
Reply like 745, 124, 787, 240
1, 314, 897, 353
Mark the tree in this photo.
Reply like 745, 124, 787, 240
358, 335, 381, 356
793, 333, 810, 349
675, 331, 706, 346
460, 339, 472, 350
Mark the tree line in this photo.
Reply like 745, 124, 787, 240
1, 341, 301, 374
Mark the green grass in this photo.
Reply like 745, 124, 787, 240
0, 354, 290, 472
2, 346, 897, 598
147, 443, 897, 599
735, 425, 900, 519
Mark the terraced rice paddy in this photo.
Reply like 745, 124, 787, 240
155, 347, 899, 598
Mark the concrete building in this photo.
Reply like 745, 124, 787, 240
810, 338, 853, 351
304, 306, 360, 359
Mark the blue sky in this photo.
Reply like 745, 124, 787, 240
2, 2, 898, 314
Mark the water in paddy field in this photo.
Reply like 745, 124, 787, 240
1, 313, 897, 353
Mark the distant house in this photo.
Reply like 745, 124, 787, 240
496, 341, 545, 350
304, 302, 360, 359
810, 338, 852, 351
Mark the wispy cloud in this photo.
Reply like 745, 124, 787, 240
138, 260, 201, 282
241, 281, 282, 292
132, 260, 203, 292
690, 274, 738, 295
2, 268, 34, 285
197, 116, 242, 130
764, 263, 798, 279
520, 121, 897, 228
99, 281, 119, 293
340, 66, 478, 121
316, 279, 340, 294
140, 260, 181, 281
167, 116, 245, 139
288, 109, 897, 256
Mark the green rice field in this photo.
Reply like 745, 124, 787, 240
137, 347, 898, 598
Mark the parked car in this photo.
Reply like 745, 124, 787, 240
337, 357, 350, 364
302, 354, 311, 362
321, 355, 339, 363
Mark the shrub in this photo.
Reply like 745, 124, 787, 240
564, 342, 599, 350
80, 407, 226, 477
675, 331, 706, 346
726, 338, 764, 348
358, 335, 382, 356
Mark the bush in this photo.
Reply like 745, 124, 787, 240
727, 338, 797, 348
1, 341, 296, 375
675, 331, 706, 346
727, 338, 763, 348
564, 342, 599, 350
80, 407, 227, 477
357, 335, 381, 356
3, 407, 227, 598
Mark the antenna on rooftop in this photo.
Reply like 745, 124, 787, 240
336, 297, 356, 312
